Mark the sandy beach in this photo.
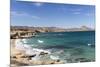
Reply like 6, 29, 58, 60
10, 39, 64, 67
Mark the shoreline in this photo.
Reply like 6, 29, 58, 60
10, 31, 95, 66
10, 39, 64, 66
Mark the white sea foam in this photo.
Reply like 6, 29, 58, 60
15, 39, 61, 61
88, 43, 92, 46
50, 55, 59, 60
15, 39, 51, 62
24, 44, 33, 49
15, 39, 26, 50
25, 49, 37, 55
15, 39, 32, 50
32, 48, 51, 54
37, 40, 44, 43
15, 39, 51, 56
22, 39, 27, 43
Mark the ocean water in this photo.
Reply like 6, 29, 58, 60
19, 31, 95, 63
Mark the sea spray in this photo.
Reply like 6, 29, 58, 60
50, 55, 59, 60
15, 39, 52, 61
15, 39, 26, 50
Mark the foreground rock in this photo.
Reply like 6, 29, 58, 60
75, 58, 94, 62
11, 51, 64, 66
10, 39, 65, 66
11, 48, 63, 66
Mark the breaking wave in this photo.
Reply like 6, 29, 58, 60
15, 39, 51, 56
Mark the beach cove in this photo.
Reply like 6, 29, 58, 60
10, 39, 64, 66
10, 31, 95, 66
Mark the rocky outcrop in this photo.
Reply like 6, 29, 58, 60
10, 39, 64, 66
11, 26, 94, 33
74, 58, 94, 62
10, 26, 94, 39
11, 51, 64, 66
39, 52, 49, 56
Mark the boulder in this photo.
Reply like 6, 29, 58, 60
39, 52, 48, 56
11, 56, 17, 59
20, 54, 36, 60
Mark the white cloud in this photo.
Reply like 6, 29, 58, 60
11, 11, 29, 16
70, 9, 82, 15
70, 8, 82, 11
73, 12, 81, 14
59, 7, 82, 15
85, 13, 94, 16
31, 15, 40, 19
33, 2, 43, 7
11, 11, 40, 19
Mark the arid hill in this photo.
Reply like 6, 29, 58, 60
11, 26, 94, 33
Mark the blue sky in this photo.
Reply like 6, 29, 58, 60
11, 0, 95, 28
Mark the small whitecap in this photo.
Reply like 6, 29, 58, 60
88, 43, 92, 46
37, 40, 44, 43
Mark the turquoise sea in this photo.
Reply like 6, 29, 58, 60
22, 31, 95, 63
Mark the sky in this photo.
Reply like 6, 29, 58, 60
11, 0, 95, 28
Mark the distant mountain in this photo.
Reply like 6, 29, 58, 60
64, 26, 94, 32
11, 26, 94, 33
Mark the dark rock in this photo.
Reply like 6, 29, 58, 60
19, 54, 36, 60
27, 54, 36, 60
39, 52, 48, 56
28, 54, 36, 57
50, 62, 55, 64
75, 58, 91, 62
11, 56, 17, 59
21, 54, 36, 58
56, 60, 60, 62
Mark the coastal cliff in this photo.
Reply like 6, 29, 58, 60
11, 26, 94, 33
10, 26, 94, 39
